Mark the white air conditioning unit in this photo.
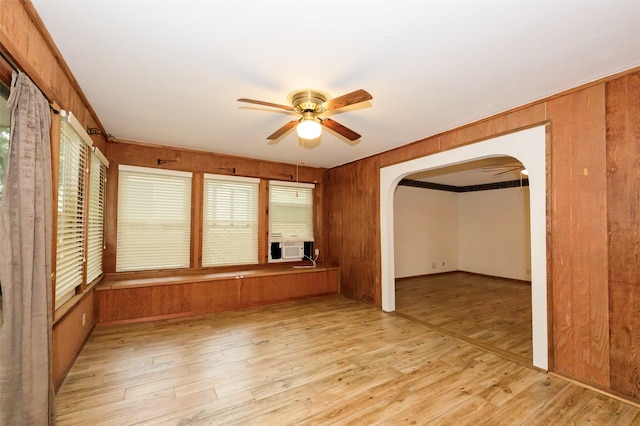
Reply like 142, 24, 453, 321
281, 241, 304, 260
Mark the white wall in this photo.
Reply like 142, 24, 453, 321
458, 186, 531, 281
393, 184, 531, 281
393, 186, 459, 278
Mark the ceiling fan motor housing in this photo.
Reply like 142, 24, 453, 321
289, 90, 328, 115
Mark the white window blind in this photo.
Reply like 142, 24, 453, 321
269, 181, 314, 242
86, 148, 108, 284
116, 165, 192, 272
56, 112, 91, 307
202, 174, 259, 266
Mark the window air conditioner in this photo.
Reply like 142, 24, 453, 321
281, 241, 304, 260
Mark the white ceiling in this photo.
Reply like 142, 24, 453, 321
32, 1, 640, 173
407, 156, 526, 186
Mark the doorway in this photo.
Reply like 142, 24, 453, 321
380, 126, 548, 370
393, 156, 532, 362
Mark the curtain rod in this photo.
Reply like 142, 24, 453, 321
0, 48, 59, 114
0, 49, 19, 73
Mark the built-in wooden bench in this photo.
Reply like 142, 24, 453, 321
95, 264, 340, 326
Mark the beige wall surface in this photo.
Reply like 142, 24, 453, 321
394, 185, 531, 281
393, 185, 459, 278
458, 186, 531, 281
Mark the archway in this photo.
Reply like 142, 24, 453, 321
380, 125, 548, 370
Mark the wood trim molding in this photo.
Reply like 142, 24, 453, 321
399, 177, 529, 193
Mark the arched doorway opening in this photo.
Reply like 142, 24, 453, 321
380, 126, 548, 370
393, 156, 532, 362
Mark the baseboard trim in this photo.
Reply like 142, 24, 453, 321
395, 270, 531, 285
549, 372, 640, 409
395, 271, 459, 281
458, 270, 531, 285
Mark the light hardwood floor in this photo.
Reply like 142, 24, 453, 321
395, 272, 533, 365
55, 295, 639, 425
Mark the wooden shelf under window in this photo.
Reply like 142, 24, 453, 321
95, 264, 340, 326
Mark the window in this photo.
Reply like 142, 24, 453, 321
202, 174, 259, 266
116, 165, 192, 272
0, 81, 9, 321
55, 112, 91, 307
86, 148, 108, 283
0, 82, 9, 201
55, 111, 109, 309
269, 181, 314, 243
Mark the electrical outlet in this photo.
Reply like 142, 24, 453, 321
82, 313, 86, 327
432, 262, 436, 269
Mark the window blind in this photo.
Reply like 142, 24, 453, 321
269, 181, 314, 242
55, 112, 90, 307
86, 148, 108, 284
202, 174, 259, 266
116, 165, 192, 272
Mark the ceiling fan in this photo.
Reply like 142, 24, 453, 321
237, 89, 372, 141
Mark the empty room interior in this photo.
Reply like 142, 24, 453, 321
1, 1, 640, 424
394, 157, 534, 364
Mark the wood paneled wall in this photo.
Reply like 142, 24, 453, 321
52, 292, 95, 391
104, 139, 327, 274
326, 70, 640, 401
547, 85, 610, 387
326, 156, 381, 304
606, 72, 640, 399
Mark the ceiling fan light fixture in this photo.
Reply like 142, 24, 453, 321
297, 118, 322, 139
238, 88, 371, 141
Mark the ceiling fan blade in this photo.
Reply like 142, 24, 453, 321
237, 98, 294, 111
483, 166, 512, 171
321, 89, 372, 111
482, 164, 522, 171
321, 118, 361, 141
267, 120, 298, 140
493, 167, 521, 176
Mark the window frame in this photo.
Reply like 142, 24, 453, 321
85, 147, 108, 284
116, 165, 193, 272
201, 173, 259, 267
267, 180, 315, 264
268, 180, 315, 244
54, 111, 95, 309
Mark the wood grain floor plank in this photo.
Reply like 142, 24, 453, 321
476, 365, 543, 407
572, 393, 640, 424
523, 383, 592, 424
396, 272, 533, 359
132, 390, 255, 426
481, 375, 570, 424
55, 295, 638, 424
427, 394, 496, 426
